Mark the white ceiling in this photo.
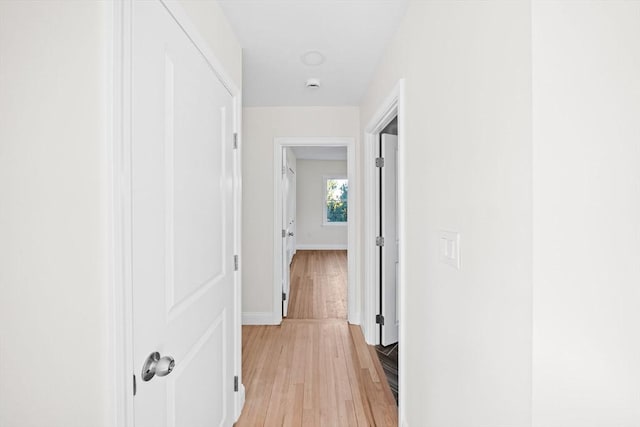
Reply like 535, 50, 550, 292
291, 146, 347, 161
218, 0, 409, 106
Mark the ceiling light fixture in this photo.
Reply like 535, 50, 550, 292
301, 50, 325, 66
305, 78, 321, 89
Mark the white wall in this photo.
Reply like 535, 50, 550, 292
0, 2, 110, 425
296, 160, 348, 249
242, 107, 359, 320
532, 1, 640, 425
0, 1, 241, 426
360, 1, 532, 425
362, 1, 640, 425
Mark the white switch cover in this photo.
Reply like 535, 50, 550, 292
439, 230, 460, 269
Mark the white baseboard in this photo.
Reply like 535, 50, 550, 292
348, 311, 361, 326
242, 312, 279, 325
296, 243, 348, 250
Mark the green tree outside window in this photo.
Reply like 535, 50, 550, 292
326, 178, 348, 223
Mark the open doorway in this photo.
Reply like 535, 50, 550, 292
286, 146, 349, 319
273, 137, 357, 325
363, 80, 405, 412
376, 117, 399, 403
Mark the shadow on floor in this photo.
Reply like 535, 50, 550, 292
375, 343, 398, 404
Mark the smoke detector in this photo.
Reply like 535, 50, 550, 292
301, 50, 325, 66
305, 78, 321, 89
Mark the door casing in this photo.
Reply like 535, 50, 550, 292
108, 1, 244, 424
362, 79, 405, 426
272, 137, 357, 325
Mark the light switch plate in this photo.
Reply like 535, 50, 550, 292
439, 230, 460, 270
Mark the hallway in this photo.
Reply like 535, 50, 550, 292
288, 250, 347, 320
236, 320, 397, 426
236, 250, 397, 426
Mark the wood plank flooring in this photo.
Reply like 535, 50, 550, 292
287, 250, 347, 320
236, 320, 397, 426
237, 250, 397, 426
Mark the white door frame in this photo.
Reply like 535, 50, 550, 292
108, 1, 244, 424
362, 80, 406, 423
272, 137, 357, 325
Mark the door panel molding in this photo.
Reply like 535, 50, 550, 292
164, 52, 177, 317
167, 309, 226, 427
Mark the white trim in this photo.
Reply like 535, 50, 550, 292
363, 81, 403, 343
363, 79, 406, 426
110, 0, 134, 425
296, 244, 348, 250
242, 312, 281, 325
231, 91, 244, 421
273, 137, 358, 325
397, 86, 407, 427
161, 0, 239, 96
110, 1, 243, 424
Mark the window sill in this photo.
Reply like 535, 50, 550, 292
322, 221, 348, 227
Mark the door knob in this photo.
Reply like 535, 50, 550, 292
141, 352, 176, 381
288, 231, 294, 236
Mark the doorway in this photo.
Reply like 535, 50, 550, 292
286, 146, 349, 319
376, 117, 399, 403
363, 79, 405, 415
273, 137, 356, 325
378, 119, 399, 346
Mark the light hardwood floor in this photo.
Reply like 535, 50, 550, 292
237, 250, 397, 426
288, 250, 347, 319
236, 320, 398, 426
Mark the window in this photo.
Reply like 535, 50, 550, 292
323, 176, 348, 225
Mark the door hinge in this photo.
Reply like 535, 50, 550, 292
282, 165, 286, 175
234, 375, 239, 392
233, 133, 238, 149
234, 254, 239, 271
375, 157, 385, 167
376, 236, 385, 247
282, 229, 286, 238
282, 292, 287, 301
376, 314, 385, 325
133, 374, 137, 396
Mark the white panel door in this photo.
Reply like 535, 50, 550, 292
281, 149, 290, 316
381, 133, 399, 346
131, 2, 236, 426
285, 151, 296, 265
282, 149, 296, 316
